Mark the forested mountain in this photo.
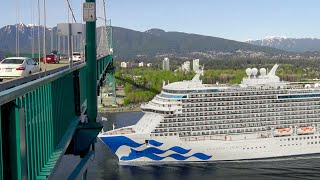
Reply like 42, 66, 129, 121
112, 27, 285, 58
0, 24, 285, 59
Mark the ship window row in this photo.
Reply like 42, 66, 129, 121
175, 108, 320, 118
153, 97, 175, 103
151, 129, 320, 139
155, 125, 264, 133
162, 112, 319, 123
182, 105, 320, 113
181, 108, 320, 117
153, 123, 319, 137
188, 90, 288, 98
279, 93, 320, 99
182, 97, 320, 104
160, 117, 320, 129
290, 89, 320, 94
243, 146, 266, 150
171, 114, 319, 126
163, 89, 219, 94
182, 100, 320, 109
142, 108, 174, 114
188, 89, 320, 99
174, 106, 320, 118
159, 93, 186, 99
280, 141, 320, 147
186, 95, 276, 102
281, 136, 320, 141
148, 102, 174, 108
157, 120, 320, 132
159, 118, 319, 130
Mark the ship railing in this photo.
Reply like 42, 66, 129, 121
100, 126, 135, 135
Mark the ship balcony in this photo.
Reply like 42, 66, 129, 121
141, 103, 182, 114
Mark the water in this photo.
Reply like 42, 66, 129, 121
59, 112, 320, 180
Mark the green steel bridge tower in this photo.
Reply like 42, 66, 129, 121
0, 0, 115, 179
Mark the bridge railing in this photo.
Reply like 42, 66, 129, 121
0, 64, 84, 180
97, 54, 113, 83
0, 55, 113, 180
0, 110, 2, 180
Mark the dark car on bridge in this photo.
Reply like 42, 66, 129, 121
43, 54, 60, 63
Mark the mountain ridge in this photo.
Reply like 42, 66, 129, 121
247, 37, 320, 52
0, 24, 286, 59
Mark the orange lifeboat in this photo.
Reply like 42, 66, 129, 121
297, 126, 316, 135
273, 128, 293, 136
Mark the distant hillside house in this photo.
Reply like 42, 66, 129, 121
147, 63, 152, 67
139, 62, 144, 67
120, 62, 131, 68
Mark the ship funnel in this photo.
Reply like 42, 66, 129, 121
267, 64, 279, 76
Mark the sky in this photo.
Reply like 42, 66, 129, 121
1, 0, 320, 41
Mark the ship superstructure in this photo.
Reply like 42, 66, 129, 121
98, 64, 320, 163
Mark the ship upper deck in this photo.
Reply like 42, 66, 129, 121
161, 64, 320, 95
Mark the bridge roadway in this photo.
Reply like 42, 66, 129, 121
0, 59, 84, 91
1, 59, 71, 83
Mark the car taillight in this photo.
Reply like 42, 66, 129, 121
16, 67, 26, 70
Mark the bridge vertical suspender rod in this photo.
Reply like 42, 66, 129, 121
86, 0, 97, 122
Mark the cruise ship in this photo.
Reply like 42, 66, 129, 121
98, 64, 320, 163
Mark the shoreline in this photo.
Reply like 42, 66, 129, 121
98, 104, 141, 113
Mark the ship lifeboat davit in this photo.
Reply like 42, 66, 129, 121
273, 128, 293, 136
297, 126, 316, 135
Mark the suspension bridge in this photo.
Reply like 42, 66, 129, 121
0, 0, 115, 179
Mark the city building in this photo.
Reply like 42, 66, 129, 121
182, 61, 190, 72
162, 58, 170, 70
193, 59, 200, 72
139, 62, 144, 67
120, 62, 128, 68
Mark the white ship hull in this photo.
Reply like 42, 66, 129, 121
99, 132, 320, 164
98, 64, 320, 164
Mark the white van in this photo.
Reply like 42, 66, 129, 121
72, 52, 82, 62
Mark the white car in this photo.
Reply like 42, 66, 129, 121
72, 52, 82, 62
0, 57, 41, 80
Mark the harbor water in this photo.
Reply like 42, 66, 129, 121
58, 112, 320, 180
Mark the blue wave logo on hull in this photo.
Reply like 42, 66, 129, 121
149, 140, 163, 147
100, 136, 212, 161
130, 146, 191, 155
121, 149, 212, 161
100, 136, 143, 152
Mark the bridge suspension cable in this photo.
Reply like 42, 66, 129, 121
66, 0, 77, 23
16, 0, 20, 56
30, 0, 35, 58
43, 0, 47, 74
37, 0, 41, 75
